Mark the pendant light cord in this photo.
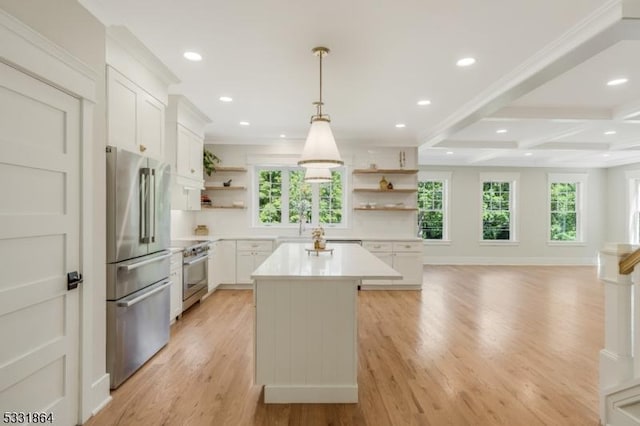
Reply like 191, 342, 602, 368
318, 50, 323, 117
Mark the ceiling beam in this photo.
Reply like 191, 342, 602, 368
535, 142, 611, 150
419, 1, 634, 153
612, 98, 640, 120
610, 137, 640, 150
467, 150, 509, 164
487, 106, 611, 121
436, 140, 518, 149
518, 125, 586, 149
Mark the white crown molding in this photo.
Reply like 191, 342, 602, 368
169, 95, 212, 125
106, 26, 179, 86
0, 9, 97, 101
419, 0, 624, 150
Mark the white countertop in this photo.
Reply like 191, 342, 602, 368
251, 242, 402, 280
172, 235, 422, 242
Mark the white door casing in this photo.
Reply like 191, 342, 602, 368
0, 62, 80, 423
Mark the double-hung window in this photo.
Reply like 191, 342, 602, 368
548, 173, 587, 243
417, 171, 451, 241
255, 166, 345, 227
480, 173, 519, 242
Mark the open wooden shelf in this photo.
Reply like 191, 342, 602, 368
353, 188, 417, 193
203, 186, 247, 190
215, 166, 247, 172
353, 168, 418, 175
354, 207, 418, 211
201, 205, 246, 209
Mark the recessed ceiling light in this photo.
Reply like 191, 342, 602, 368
280, 134, 286, 138
524, 152, 533, 156
604, 130, 617, 135
607, 77, 628, 86
417, 100, 431, 106
496, 129, 508, 134
456, 57, 476, 67
446, 151, 454, 155
239, 121, 250, 126
395, 123, 406, 128
603, 153, 611, 157
183, 51, 202, 61
219, 96, 233, 102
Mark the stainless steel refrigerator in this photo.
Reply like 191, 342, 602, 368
105, 145, 171, 389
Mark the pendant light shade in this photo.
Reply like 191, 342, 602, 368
299, 119, 343, 168
298, 46, 343, 169
304, 167, 332, 183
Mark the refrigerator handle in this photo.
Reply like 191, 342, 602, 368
140, 168, 151, 243
151, 169, 156, 243
116, 279, 171, 308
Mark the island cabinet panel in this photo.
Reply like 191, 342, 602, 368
254, 279, 358, 403
252, 243, 400, 403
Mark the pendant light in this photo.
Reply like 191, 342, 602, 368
298, 46, 343, 168
304, 167, 332, 183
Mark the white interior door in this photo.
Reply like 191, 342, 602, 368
0, 62, 80, 425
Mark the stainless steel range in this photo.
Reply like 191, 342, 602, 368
172, 240, 210, 311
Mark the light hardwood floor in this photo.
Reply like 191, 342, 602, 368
86, 266, 603, 426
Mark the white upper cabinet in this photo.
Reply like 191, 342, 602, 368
105, 26, 179, 161
107, 67, 166, 160
165, 95, 211, 210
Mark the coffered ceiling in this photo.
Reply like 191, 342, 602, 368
79, 0, 640, 167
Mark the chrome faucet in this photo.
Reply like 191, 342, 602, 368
297, 200, 309, 236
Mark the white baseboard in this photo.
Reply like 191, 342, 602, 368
360, 285, 421, 291
423, 256, 596, 266
217, 284, 252, 290
264, 385, 358, 403
90, 373, 112, 416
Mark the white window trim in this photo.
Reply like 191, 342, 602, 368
547, 173, 587, 245
418, 171, 451, 243
479, 172, 520, 243
252, 166, 348, 229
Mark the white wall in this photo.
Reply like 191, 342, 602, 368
605, 162, 640, 242
181, 142, 419, 239
0, 0, 109, 417
171, 209, 196, 238
422, 166, 606, 265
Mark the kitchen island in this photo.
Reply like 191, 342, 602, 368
251, 242, 401, 403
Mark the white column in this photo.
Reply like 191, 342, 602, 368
599, 243, 637, 422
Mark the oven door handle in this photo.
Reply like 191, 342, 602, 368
118, 251, 171, 271
116, 279, 171, 308
183, 255, 209, 266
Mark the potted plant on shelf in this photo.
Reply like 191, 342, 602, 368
203, 148, 221, 176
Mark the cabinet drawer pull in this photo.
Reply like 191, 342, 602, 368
405, 245, 411, 249
373, 245, 381, 249
191, 168, 195, 173
139, 144, 147, 152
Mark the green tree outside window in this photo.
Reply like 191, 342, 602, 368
319, 171, 343, 224
482, 181, 511, 240
417, 181, 444, 239
258, 170, 282, 224
550, 182, 577, 241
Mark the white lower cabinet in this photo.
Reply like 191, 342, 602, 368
236, 240, 274, 284
169, 252, 183, 322
362, 240, 422, 287
217, 240, 237, 284
208, 242, 219, 292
